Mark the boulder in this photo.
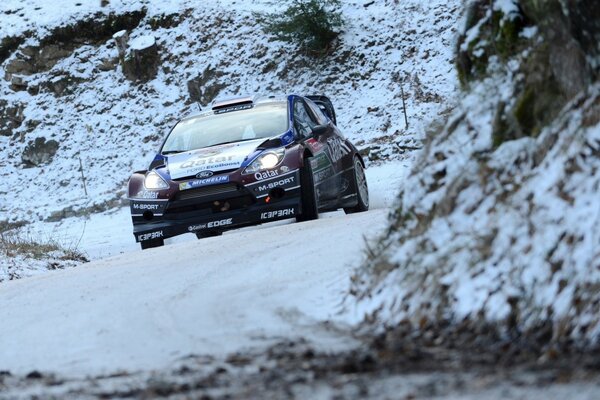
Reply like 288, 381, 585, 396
35, 44, 72, 71
9, 75, 27, 91
44, 73, 85, 96
4, 53, 36, 76
22, 137, 59, 167
97, 57, 119, 72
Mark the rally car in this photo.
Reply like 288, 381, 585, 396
128, 94, 369, 249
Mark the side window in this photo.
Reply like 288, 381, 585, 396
293, 99, 318, 137
305, 100, 328, 125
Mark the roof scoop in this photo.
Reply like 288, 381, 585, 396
211, 95, 255, 111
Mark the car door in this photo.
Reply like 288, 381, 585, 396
306, 98, 356, 202
293, 97, 344, 204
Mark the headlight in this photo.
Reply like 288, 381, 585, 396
243, 148, 285, 174
144, 171, 169, 189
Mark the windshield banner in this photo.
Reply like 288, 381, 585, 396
167, 139, 263, 180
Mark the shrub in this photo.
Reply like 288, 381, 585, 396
256, 0, 344, 54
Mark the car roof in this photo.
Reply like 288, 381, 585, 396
182, 94, 291, 122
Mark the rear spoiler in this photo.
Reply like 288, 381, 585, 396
306, 95, 337, 125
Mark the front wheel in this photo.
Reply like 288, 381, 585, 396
344, 156, 369, 214
296, 157, 319, 222
140, 238, 164, 250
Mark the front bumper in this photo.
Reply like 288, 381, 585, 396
130, 169, 301, 243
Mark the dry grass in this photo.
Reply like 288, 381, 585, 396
0, 231, 88, 262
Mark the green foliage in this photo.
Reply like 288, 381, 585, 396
256, 0, 344, 54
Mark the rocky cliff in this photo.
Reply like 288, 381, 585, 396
351, 0, 600, 354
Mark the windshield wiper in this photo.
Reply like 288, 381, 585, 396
210, 138, 257, 147
162, 139, 259, 155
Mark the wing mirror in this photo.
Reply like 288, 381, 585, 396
311, 124, 328, 137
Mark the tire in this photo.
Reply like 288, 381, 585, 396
344, 156, 369, 214
196, 231, 223, 239
296, 157, 319, 222
140, 238, 164, 250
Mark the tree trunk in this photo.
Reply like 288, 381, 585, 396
121, 35, 159, 83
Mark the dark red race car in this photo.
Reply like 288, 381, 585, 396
128, 94, 369, 249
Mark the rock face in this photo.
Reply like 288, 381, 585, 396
352, 0, 600, 350
121, 35, 159, 82
456, 0, 600, 144
187, 66, 225, 105
2, 11, 146, 84
44, 73, 85, 96
21, 137, 59, 167
0, 101, 24, 137
0, 35, 26, 65
4, 44, 77, 82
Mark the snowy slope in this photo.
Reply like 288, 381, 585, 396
0, 0, 460, 222
348, 2, 600, 345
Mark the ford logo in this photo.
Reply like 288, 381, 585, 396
196, 170, 214, 178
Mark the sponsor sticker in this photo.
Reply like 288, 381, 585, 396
138, 231, 163, 241
187, 218, 233, 232
314, 168, 333, 183
132, 203, 160, 211
310, 152, 331, 172
306, 138, 325, 153
327, 137, 351, 163
180, 155, 237, 170
196, 170, 214, 178
208, 218, 233, 228
256, 176, 296, 193
188, 224, 206, 231
254, 170, 279, 181
179, 175, 229, 191
168, 139, 263, 180
260, 208, 295, 220
135, 190, 159, 199
280, 131, 294, 145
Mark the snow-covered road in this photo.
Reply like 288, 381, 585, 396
0, 163, 407, 376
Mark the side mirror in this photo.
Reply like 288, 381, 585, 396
311, 124, 328, 137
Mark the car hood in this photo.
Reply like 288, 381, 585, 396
166, 139, 265, 180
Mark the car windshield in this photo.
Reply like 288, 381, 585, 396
162, 102, 289, 154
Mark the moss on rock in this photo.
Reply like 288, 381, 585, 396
456, 1, 529, 87
492, 9, 526, 60
459, 0, 599, 147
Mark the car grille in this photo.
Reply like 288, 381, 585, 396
165, 193, 255, 219
176, 183, 239, 201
